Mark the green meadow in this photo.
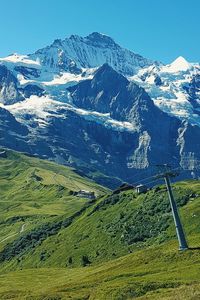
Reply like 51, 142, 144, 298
0, 150, 200, 299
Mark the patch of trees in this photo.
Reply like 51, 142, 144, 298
121, 188, 192, 244
0, 215, 28, 225
104, 187, 192, 245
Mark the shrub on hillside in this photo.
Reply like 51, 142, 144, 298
81, 255, 91, 267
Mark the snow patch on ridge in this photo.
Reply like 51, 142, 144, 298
0, 54, 41, 68
130, 59, 200, 127
42, 70, 94, 86
162, 56, 191, 73
0, 96, 136, 132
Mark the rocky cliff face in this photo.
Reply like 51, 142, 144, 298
0, 106, 28, 151
68, 63, 158, 124
0, 33, 199, 186
68, 64, 200, 171
0, 65, 23, 105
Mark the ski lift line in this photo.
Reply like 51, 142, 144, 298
57, 173, 80, 190
125, 164, 189, 183
125, 167, 181, 187
68, 176, 83, 190
51, 170, 91, 191
48, 160, 200, 192
130, 166, 199, 190
151, 167, 200, 187
154, 164, 197, 174
132, 165, 183, 184
139, 178, 160, 187
131, 174, 159, 186
125, 173, 154, 183
54, 169, 158, 190
125, 170, 150, 181
130, 165, 198, 188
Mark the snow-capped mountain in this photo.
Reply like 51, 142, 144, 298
131, 56, 200, 126
0, 33, 200, 186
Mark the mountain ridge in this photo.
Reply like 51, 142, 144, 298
0, 33, 200, 185
30, 32, 154, 75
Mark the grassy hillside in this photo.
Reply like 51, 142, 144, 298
0, 149, 108, 252
1, 179, 197, 270
0, 149, 200, 299
1, 240, 200, 300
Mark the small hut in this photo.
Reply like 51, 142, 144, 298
75, 190, 96, 200
135, 184, 147, 194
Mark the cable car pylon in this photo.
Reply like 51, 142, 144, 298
156, 164, 188, 251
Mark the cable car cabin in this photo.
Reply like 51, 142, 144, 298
136, 184, 147, 194
75, 190, 96, 200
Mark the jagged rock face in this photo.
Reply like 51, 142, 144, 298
177, 122, 200, 168
0, 107, 27, 134
68, 64, 130, 116
68, 65, 190, 169
22, 84, 45, 98
68, 64, 154, 124
30, 32, 153, 75
14, 66, 40, 78
0, 107, 28, 151
183, 74, 200, 109
45, 110, 137, 178
0, 65, 45, 104
0, 65, 23, 104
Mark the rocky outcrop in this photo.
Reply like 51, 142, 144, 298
0, 107, 28, 151
0, 65, 23, 104
22, 84, 45, 98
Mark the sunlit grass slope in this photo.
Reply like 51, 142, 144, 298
0, 149, 108, 251
0, 149, 200, 299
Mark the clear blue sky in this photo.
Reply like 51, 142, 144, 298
1, 0, 199, 63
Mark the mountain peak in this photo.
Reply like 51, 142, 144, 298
93, 63, 128, 84
52, 38, 63, 46
30, 32, 153, 75
95, 62, 116, 73
169, 56, 191, 72
86, 32, 111, 40
68, 32, 117, 48
84, 32, 118, 48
